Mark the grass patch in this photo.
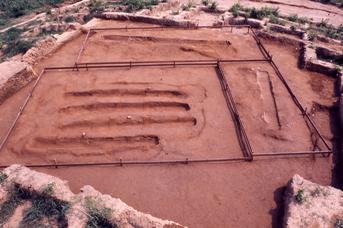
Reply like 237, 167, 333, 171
0, 172, 8, 184
20, 183, 70, 228
295, 189, 305, 204
120, 0, 161, 12
314, 20, 343, 40
248, 6, 279, 20
85, 197, 116, 228
308, 30, 318, 41
202, 0, 209, 6
0, 184, 32, 226
181, 1, 194, 11
208, 1, 218, 11
269, 14, 285, 25
229, 3, 241, 17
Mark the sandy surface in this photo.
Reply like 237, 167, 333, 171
0, 20, 337, 227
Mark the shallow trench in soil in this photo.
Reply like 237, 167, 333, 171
0, 20, 339, 227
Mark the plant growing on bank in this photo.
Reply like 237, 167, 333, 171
209, 1, 218, 11
181, 1, 194, 11
120, 0, 161, 12
85, 197, 116, 228
202, 0, 209, 6
20, 183, 70, 227
269, 14, 285, 25
307, 30, 317, 41
295, 189, 305, 204
288, 14, 298, 22
248, 6, 279, 20
0, 172, 8, 184
230, 3, 241, 17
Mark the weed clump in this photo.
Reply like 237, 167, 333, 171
20, 183, 70, 228
0, 172, 8, 184
248, 6, 279, 20
230, 3, 241, 17
295, 189, 305, 204
0, 184, 32, 226
85, 198, 117, 228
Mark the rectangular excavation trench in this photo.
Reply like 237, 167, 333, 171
77, 26, 264, 63
0, 66, 246, 165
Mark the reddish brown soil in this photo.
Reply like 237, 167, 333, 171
0, 21, 337, 227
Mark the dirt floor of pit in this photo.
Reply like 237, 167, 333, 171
0, 21, 338, 227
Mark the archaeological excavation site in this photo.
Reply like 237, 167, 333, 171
0, 0, 342, 227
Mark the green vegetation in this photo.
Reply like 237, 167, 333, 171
82, 0, 105, 23
85, 198, 116, 228
0, 0, 64, 18
0, 184, 32, 226
202, 0, 209, 6
248, 6, 279, 20
229, 3, 241, 17
295, 189, 305, 204
208, 1, 218, 11
0, 172, 8, 184
308, 30, 318, 41
311, 19, 343, 40
0, 28, 35, 59
20, 183, 70, 227
181, 1, 194, 11
119, 0, 160, 12
269, 14, 285, 25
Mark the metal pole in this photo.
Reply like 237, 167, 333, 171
0, 69, 46, 152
